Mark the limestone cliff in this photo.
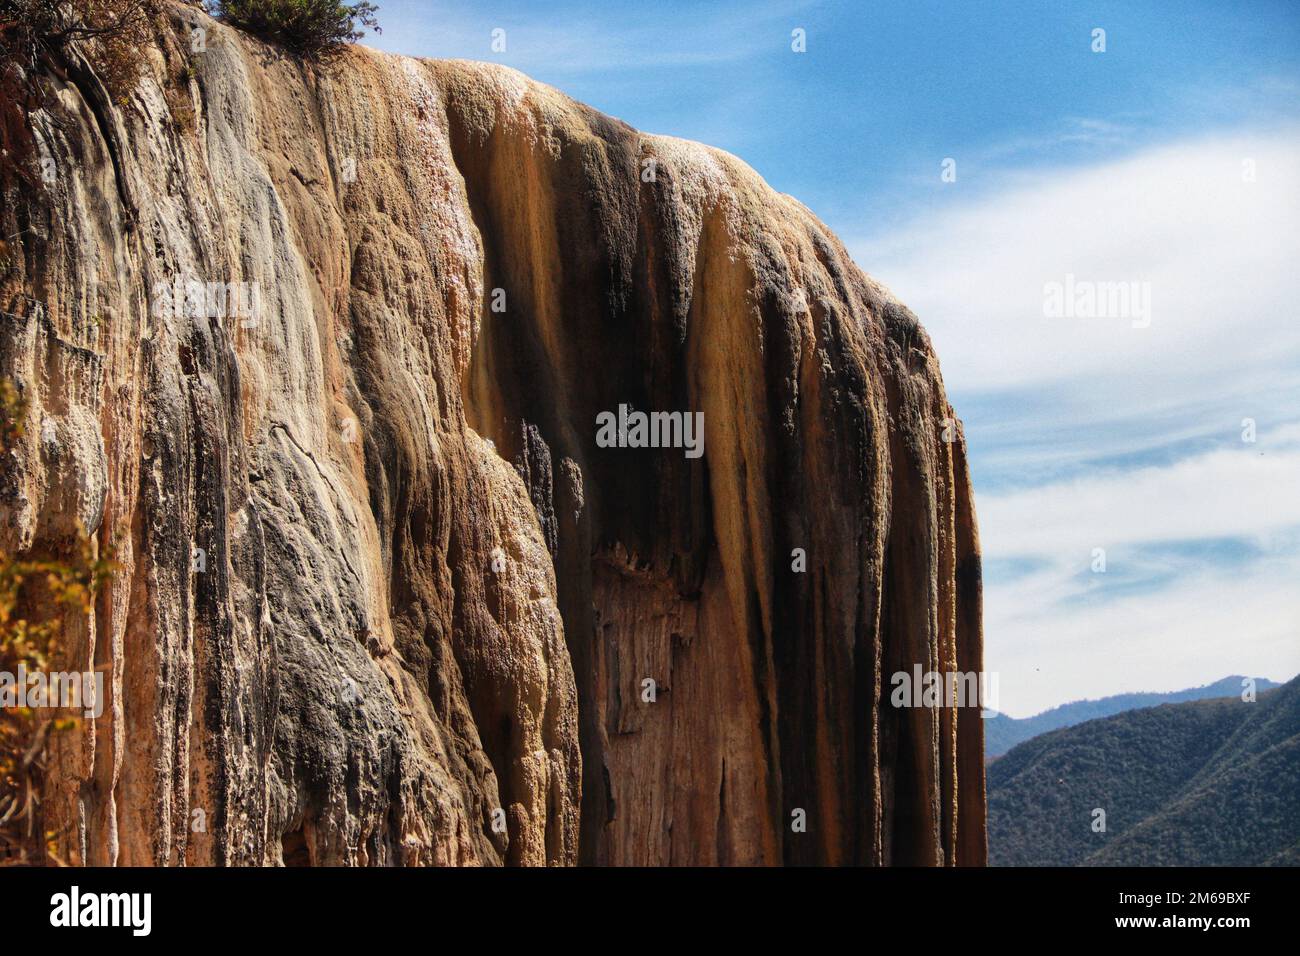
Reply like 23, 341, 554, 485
0, 6, 984, 866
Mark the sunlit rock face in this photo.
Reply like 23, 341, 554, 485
0, 6, 984, 866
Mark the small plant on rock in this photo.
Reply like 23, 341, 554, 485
208, 0, 380, 58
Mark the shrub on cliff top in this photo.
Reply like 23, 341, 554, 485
210, 0, 380, 57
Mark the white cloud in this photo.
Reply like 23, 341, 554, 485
852, 128, 1300, 399
978, 437, 1300, 562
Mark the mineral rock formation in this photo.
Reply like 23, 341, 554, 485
0, 7, 984, 865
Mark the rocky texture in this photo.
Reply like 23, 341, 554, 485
0, 6, 984, 865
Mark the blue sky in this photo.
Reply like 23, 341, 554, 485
367, 1, 1300, 715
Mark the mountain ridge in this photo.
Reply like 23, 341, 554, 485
984, 675, 1282, 757
989, 676, 1299, 866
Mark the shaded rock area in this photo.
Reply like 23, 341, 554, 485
0, 6, 984, 866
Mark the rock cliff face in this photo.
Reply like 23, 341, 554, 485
0, 7, 984, 865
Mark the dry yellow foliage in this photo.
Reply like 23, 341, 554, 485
0, 378, 113, 865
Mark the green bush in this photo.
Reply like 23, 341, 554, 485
210, 0, 380, 57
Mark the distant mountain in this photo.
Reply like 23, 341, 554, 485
988, 676, 1300, 866
984, 675, 1281, 757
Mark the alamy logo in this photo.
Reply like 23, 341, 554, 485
889, 666, 999, 717
49, 886, 151, 936
152, 274, 262, 328
1043, 273, 1151, 328
595, 404, 704, 459
0, 665, 102, 718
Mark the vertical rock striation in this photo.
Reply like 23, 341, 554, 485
0, 7, 984, 865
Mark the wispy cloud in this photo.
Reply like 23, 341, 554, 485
979, 435, 1300, 562
960, 117, 1139, 170
853, 128, 1300, 398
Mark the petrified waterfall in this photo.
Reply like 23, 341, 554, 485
0, 7, 984, 866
